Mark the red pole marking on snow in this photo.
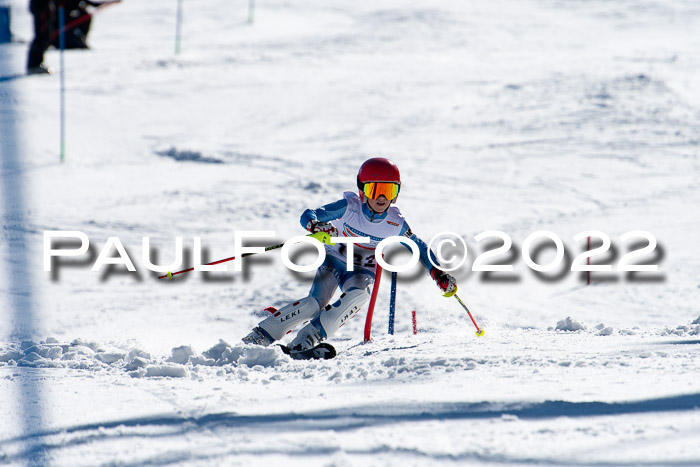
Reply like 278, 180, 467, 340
50, 1, 121, 42
412, 310, 417, 335
587, 235, 591, 285
363, 262, 383, 342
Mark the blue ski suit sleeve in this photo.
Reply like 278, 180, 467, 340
399, 223, 441, 273
299, 198, 348, 229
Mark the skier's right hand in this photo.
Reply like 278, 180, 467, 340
306, 220, 339, 237
430, 267, 457, 297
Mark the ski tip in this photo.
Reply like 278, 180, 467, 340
279, 343, 337, 360
317, 343, 337, 359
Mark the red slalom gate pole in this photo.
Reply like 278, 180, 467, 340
363, 262, 383, 342
412, 310, 417, 335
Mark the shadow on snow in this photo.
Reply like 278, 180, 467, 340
1, 392, 699, 465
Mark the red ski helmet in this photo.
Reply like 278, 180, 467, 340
357, 157, 401, 202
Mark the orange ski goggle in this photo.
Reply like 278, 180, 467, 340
362, 182, 400, 200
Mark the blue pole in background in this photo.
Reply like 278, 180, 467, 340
248, 0, 254, 24
175, 0, 183, 54
59, 6, 65, 162
388, 271, 397, 334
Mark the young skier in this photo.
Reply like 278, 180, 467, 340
242, 157, 457, 351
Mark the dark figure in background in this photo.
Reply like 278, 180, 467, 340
27, 0, 54, 74
27, 0, 104, 74
50, 0, 95, 49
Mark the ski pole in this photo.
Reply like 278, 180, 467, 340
454, 293, 484, 337
158, 242, 283, 279
158, 232, 330, 280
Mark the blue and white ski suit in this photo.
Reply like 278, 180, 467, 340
257, 191, 440, 345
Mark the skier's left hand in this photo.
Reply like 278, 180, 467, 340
430, 267, 457, 297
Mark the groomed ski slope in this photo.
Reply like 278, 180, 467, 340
1, 0, 699, 465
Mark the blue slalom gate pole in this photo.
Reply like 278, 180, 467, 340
175, 0, 183, 54
388, 271, 397, 334
59, 6, 65, 162
0, 6, 11, 43
248, 0, 255, 24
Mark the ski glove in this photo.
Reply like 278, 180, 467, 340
430, 267, 457, 297
306, 220, 339, 238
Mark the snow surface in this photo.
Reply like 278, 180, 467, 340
1, 0, 699, 465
